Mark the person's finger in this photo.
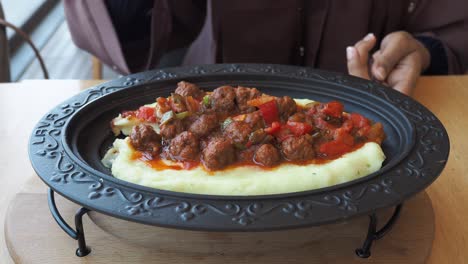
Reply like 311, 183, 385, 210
354, 33, 376, 64
371, 32, 416, 81
390, 71, 417, 95
347, 46, 369, 79
386, 55, 420, 95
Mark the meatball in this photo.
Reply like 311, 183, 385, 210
244, 111, 265, 130
175, 81, 204, 98
281, 136, 315, 161
254, 144, 281, 166
210, 85, 236, 112
224, 121, 252, 144
189, 114, 219, 137
168, 131, 199, 161
276, 96, 297, 121
235, 86, 261, 113
202, 138, 236, 170
129, 124, 162, 156
159, 119, 185, 139
238, 147, 256, 161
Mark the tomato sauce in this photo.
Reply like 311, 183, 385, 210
131, 151, 185, 171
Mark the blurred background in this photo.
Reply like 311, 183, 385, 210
1, 0, 118, 81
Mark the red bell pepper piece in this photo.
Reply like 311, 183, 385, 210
334, 128, 355, 146
136, 106, 156, 122
321, 101, 344, 118
258, 100, 279, 125
350, 113, 370, 128
265, 121, 281, 134
341, 118, 354, 133
319, 128, 355, 156
286, 121, 313, 136
319, 140, 352, 156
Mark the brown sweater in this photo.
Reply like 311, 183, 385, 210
64, 0, 468, 75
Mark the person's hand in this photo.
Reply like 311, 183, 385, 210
346, 31, 431, 95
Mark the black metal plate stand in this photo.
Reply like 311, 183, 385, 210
48, 189, 91, 257
356, 204, 403, 258
47, 187, 403, 258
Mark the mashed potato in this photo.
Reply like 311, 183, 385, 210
104, 138, 384, 195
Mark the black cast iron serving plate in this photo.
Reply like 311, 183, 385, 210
29, 64, 449, 231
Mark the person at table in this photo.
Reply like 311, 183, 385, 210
64, 0, 468, 95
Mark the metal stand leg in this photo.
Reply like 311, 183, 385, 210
355, 203, 403, 258
47, 188, 91, 257
75, 207, 91, 257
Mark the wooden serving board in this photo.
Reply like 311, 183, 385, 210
5, 182, 434, 264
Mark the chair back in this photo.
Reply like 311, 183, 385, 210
0, 2, 11, 82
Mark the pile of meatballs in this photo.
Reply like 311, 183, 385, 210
128, 81, 334, 171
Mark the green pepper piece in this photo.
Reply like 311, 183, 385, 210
176, 111, 190, 119
202, 95, 210, 106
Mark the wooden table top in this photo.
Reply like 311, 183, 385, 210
1, 77, 467, 263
